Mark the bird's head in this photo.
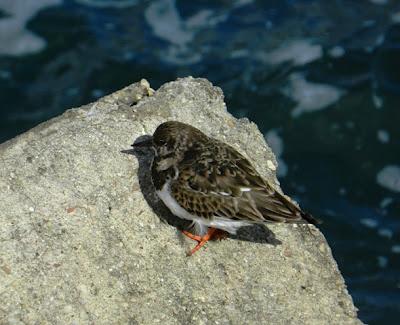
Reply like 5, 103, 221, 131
131, 121, 206, 158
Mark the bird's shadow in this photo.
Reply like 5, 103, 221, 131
122, 135, 281, 247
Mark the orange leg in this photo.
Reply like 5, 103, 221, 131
182, 228, 229, 256
181, 230, 202, 242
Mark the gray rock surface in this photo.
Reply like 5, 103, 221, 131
0, 77, 361, 324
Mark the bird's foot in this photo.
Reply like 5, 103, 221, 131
182, 228, 228, 256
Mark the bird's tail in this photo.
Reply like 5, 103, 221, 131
271, 189, 322, 225
300, 211, 322, 225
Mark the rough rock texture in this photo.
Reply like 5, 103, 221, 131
0, 77, 361, 324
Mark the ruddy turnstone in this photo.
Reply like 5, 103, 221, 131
132, 121, 318, 255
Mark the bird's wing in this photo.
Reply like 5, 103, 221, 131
170, 143, 313, 224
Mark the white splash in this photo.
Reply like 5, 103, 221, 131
377, 256, 388, 268
377, 165, 400, 192
377, 130, 390, 143
145, 0, 193, 46
392, 245, 400, 254
372, 93, 383, 108
380, 197, 393, 209
0, 70, 11, 79
260, 39, 322, 66
265, 129, 287, 177
75, 0, 137, 8
369, 0, 388, 4
328, 46, 345, 58
360, 218, 378, 228
144, 0, 226, 65
91, 89, 104, 99
230, 49, 250, 59
282, 73, 345, 118
233, 0, 254, 7
378, 228, 393, 239
0, 0, 61, 56
392, 12, 400, 23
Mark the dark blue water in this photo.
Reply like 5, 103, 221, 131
1, 1, 399, 323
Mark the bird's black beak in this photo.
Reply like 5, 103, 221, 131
121, 137, 153, 155
131, 138, 153, 148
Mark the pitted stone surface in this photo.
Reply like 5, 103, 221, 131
0, 77, 361, 324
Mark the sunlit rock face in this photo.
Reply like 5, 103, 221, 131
0, 78, 361, 324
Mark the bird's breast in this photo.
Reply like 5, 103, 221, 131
151, 157, 178, 190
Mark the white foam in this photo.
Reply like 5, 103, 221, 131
392, 12, 400, 23
233, 0, 253, 7
360, 218, 378, 228
0, 70, 11, 79
0, 0, 61, 56
260, 39, 322, 66
328, 46, 345, 58
377, 165, 400, 192
230, 49, 250, 59
265, 20, 273, 29
75, 0, 137, 8
377, 256, 388, 268
377, 130, 390, 143
375, 34, 385, 47
380, 197, 393, 209
265, 129, 283, 156
276, 158, 288, 178
145, 0, 192, 46
372, 93, 383, 108
378, 228, 393, 239
187, 9, 226, 28
265, 129, 287, 177
144, 0, 227, 65
282, 73, 345, 118
160, 46, 202, 65
369, 0, 388, 5
91, 89, 104, 99
392, 245, 400, 254
363, 20, 376, 27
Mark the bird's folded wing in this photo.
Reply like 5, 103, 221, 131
172, 149, 303, 223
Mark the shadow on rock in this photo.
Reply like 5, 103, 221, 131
233, 224, 281, 245
122, 135, 191, 233
121, 135, 281, 247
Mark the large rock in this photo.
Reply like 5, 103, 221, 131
0, 77, 361, 324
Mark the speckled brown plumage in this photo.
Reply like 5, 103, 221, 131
133, 120, 318, 254
148, 121, 317, 226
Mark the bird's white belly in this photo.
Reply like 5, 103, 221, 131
156, 181, 197, 222
156, 181, 252, 235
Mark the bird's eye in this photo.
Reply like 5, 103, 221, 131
156, 138, 167, 146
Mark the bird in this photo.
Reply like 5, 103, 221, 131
132, 121, 319, 255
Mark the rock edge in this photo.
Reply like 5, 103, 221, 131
0, 77, 362, 324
